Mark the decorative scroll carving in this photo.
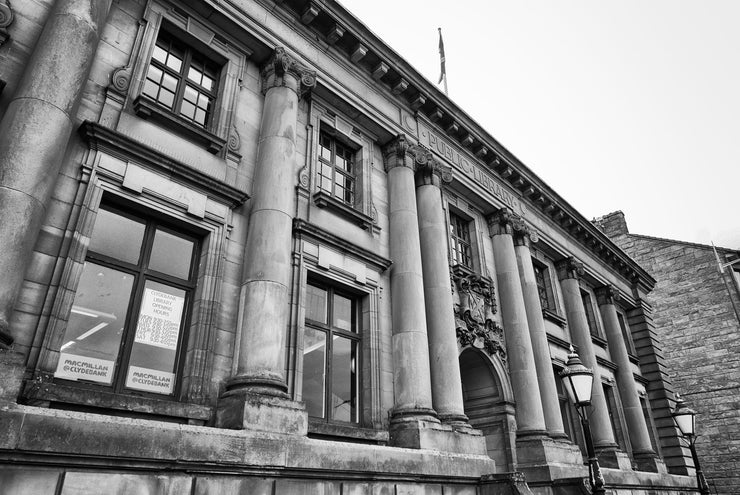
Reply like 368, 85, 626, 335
0, 0, 13, 47
488, 207, 526, 236
261, 46, 317, 97
228, 124, 240, 152
108, 20, 146, 95
413, 144, 452, 186
595, 284, 619, 307
555, 256, 585, 281
453, 270, 506, 362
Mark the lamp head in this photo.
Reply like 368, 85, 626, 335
672, 394, 697, 438
559, 346, 594, 408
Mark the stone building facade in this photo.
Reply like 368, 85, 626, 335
596, 211, 740, 495
0, 0, 700, 493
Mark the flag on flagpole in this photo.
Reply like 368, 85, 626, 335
438, 27, 447, 94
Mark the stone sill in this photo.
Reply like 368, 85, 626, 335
133, 96, 226, 154
23, 379, 212, 424
313, 190, 375, 230
542, 308, 567, 327
308, 419, 389, 444
591, 334, 608, 349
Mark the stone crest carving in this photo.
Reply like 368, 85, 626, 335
453, 270, 506, 362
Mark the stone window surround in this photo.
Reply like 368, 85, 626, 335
444, 199, 483, 276
125, 1, 247, 155
22, 149, 237, 423
292, 220, 390, 442
530, 249, 567, 327
602, 379, 631, 454
308, 99, 376, 232
580, 284, 606, 345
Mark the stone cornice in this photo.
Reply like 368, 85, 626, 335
293, 218, 392, 272
267, 0, 654, 290
78, 121, 248, 208
261, 46, 317, 96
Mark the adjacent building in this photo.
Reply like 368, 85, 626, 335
0, 0, 701, 493
596, 211, 740, 495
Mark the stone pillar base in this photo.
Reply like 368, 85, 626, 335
389, 418, 488, 455
595, 446, 632, 470
0, 349, 25, 404
215, 390, 307, 435
633, 450, 667, 474
515, 436, 588, 484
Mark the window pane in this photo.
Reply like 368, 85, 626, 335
89, 208, 145, 264
158, 89, 175, 108
331, 336, 357, 422
165, 53, 182, 72
302, 327, 326, 418
201, 75, 214, 91
148, 229, 194, 280
180, 100, 196, 120
146, 65, 163, 84
152, 45, 168, 64
161, 73, 178, 93
194, 108, 207, 126
306, 285, 327, 324
187, 66, 203, 85
333, 294, 353, 332
142, 80, 160, 101
125, 281, 186, 395
54, 262, 134, 385
183, 85, 198, 104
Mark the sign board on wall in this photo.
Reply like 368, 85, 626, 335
55, 352, 114, 384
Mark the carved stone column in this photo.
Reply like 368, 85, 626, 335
217, 48, 315, 432
383, 136, 437, 425
0, 0, 112, 347
513, 226, 567, 439
415, 151, 467, 425
556, 259, 619, 458
489, 209, 547, 438
596, 285, 661, 472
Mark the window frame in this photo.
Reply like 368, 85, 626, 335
317, 129, 358, 206
603, 382, 629, 451
580, 288, 602, 339
616, 310, 636, 355
141, 29, 220, 129
449, 210, 474, 270
302, 280, 362, 425
52, 203, 201, 400
127, 4, 248, 155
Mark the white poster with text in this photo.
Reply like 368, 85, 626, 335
54, 352, 114, 384
134, 288, 184, 350
125, 366, 175, 394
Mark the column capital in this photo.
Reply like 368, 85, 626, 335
487, 208, 525, 236
555, 257, 585, 281
595, 284, 620, 306
414, 146, 452, 187
261, 47, 317, 96
513, 224, 539, 247
383, 134, 414, 172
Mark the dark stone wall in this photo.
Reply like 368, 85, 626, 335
601, 220, 740, 495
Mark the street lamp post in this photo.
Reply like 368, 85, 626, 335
672, 395, 710, 495
559, 347, 606, 495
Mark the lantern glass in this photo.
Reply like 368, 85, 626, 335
674, 409, 696, 437
563, 370, 593, 407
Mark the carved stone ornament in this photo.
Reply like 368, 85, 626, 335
413, 144, 453, 186
595, 284, 619, 307
0, 0, 14, 46
453, 270, 506, 362
108, 20, 145, 95
261, 46, 317, 97
488, 207, 526, 236
555, 257, 585, 282
382, 134, 412, 172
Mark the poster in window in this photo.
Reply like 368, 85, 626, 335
54, 352, 115, 384
125, 365, 175, 394
134, 287, 184, 350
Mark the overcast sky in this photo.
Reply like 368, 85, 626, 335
338, 0, 740, 249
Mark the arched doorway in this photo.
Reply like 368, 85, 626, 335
460, 348, 516, 472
